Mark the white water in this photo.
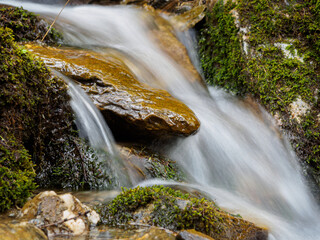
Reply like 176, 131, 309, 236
2, 1, 320, 239
53, 70, 132, 187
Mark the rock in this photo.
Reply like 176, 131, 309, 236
0, 4, 104, 202
169, 5, 206, 31
20, 191, 100, 237
118, 144, 184, 184
97, 186, 268, 240
198, 0, 320, 190
145, 9, 203, 84
130, 227, 176, 240
0, 23, 75, 212
26, 44, 200, 140
176, 229, 215, 240
0, 222, 47, 240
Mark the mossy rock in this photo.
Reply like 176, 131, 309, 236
0, 27, 48, 211
25, 44, 200, 140
0, 5, 62, 43
0, 132, 36, 213
0, 25, 112, 210
96, 186, 268, 240
119, 145, 185, 182
198, 0, 320, 186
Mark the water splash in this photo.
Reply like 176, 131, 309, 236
3, 1, 320, 238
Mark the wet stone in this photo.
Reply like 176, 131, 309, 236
20, 191, 100, 237
118, 144, 184, 184
26, 44, 200, 140
0, 222, 47, 240
176, 229, 215, 240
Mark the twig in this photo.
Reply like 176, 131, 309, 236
39, 210, 90, 229
41, 0, 71, 42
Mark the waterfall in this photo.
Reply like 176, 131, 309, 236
2, 1, 320, 239
53, 70, 132, 187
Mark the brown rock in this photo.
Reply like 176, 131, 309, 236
0, 223, 47, 240
169, 5, 206, 31
26, 44, 200, 140
132, 201, 268, 240
20, 191, 100, 237
142, 8, 203, 84
118, 144, 183, 183
130, 226, 176, 240
176, 229, 215, 240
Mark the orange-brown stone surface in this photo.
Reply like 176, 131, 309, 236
27, 44, 200, 139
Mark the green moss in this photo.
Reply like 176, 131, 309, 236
97, 186, 266, 239
199, 0, 320, 185
97, 186, 223, 233
199, 0, 247, 94
0, 25, 97, 210
0, 6, 62, 43
0, 132, 36, 212
0, 6, 114, 197
0, 26, 53, 210
245, 45, 316, 113
147, 157, 183, 181
237, 0, 320, 65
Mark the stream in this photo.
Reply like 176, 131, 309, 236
1, 0, 320, 239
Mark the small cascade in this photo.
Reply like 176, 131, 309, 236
2, 1, 320, 239
54, 71, 132, 188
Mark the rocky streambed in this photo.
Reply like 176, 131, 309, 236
1, 0, 320, 239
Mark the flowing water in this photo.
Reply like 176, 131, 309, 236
53, 70, 132, 187
2, 1, 320, 239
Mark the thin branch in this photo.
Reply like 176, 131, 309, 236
41, 0, 71, 42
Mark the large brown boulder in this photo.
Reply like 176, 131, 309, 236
26, 44, 200, 140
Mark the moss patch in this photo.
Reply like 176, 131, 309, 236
199, 0, 320, 185
0, 132, 36, 212
97, 186, 268, 239
0, 5, 62, 43
0, 27, 45, 211
199, 0, 247, 94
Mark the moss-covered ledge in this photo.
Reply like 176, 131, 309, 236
96, 186, 268, 240
198, 0, 320, 187
0, 6, 110, 212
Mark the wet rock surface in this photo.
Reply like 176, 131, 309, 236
177, 229, 215, 240
20, 191, 100, 237
85, 0, 205, 14
0, 222, 47, 240
118, 144, 184, 183
129, 227, 176, 239
169, 5, 206, 31
145, 9, 203, 84
26, 44, 200, 140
